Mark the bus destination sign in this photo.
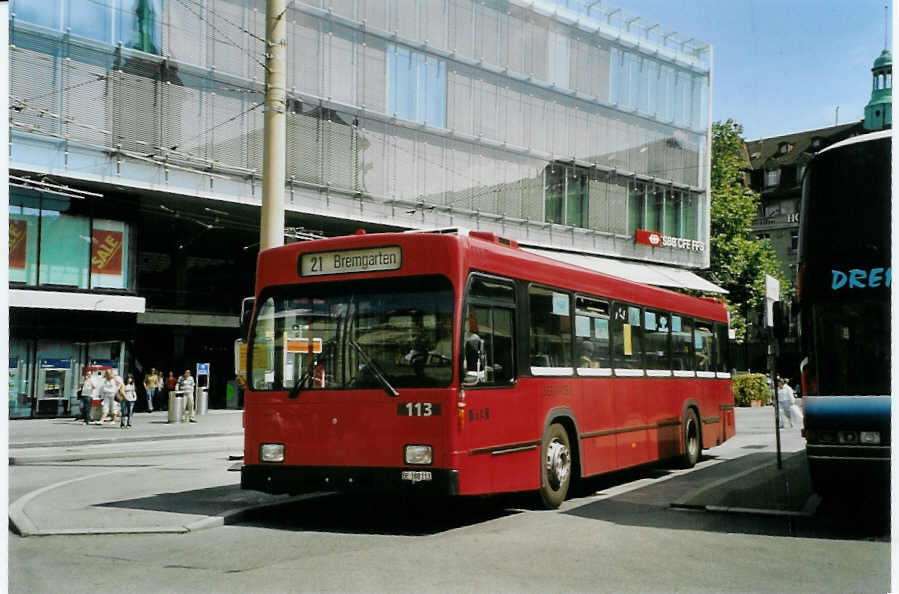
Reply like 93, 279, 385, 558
299, 246, 402, 277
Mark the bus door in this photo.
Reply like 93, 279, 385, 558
459, 275, 531, 493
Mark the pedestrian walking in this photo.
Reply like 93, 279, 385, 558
143, 368, 158, 412
179, 369, 197, 421
776, 377, 796, 428
78, 368, 98, 425
121, 374, 137, 428
97, 369, 123, 425
165, 370, 177, 411
177, 369, 197, 423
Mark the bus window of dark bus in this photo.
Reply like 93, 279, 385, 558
248, 276, 455, 392
799, 135, 890, 396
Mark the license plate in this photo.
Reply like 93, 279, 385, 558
401, 470, 432, 483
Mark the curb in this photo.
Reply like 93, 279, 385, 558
10, 441, 244, 465
12, 431, 244, 451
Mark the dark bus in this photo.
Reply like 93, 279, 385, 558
797, 129, 890, 494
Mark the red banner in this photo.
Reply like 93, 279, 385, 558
634, 229, 705, 252
91, 229, 124, 275
9, 220, 27, 269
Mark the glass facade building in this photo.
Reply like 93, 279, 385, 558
9, 0, 712, 416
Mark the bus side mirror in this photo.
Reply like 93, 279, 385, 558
240, 297, 255, 340
773, 301, 789, 340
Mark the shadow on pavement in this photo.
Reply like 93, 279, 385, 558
98, 484, 289, 518
564, 452, 889, 542
238, 493, 521, 536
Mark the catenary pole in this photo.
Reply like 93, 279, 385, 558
260, 0, 287, 250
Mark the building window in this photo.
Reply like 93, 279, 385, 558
544, 165, 587, 228
764, 168, 780, 187
11, 0, 162, 53
9, 189, 134, 291
791, 231, 799, 251
387, 45, 447, 128
756, 233, 770, 240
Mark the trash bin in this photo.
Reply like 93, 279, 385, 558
168, 391, 184, 423
225, 381, 239, 409
197, 387, 208, 415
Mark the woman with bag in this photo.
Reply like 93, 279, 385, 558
98, 369, 123, 425
121, 374, 137, 428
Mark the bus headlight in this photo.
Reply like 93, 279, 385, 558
838, 431, 858, 444
859, 431, 881, 445
260, 443, 285, 462
404, 444, 433, 465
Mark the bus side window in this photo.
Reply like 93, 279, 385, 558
671, 315, 693, 371
529, 286, 573, 370
694, 323, 715, 372
611, 303, 643, 371
575, 296, 610, 370
643, 309, 670, 371
716, 323, 730, 373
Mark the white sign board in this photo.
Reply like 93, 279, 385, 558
764, 274, 780, 327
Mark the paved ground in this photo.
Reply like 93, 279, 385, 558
7, 406, 823, 538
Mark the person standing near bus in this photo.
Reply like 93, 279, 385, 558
776, 377, 796, 428
143, 368, 158, 413
177, 369, 197, 423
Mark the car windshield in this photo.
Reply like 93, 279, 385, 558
249, 276, 455, 392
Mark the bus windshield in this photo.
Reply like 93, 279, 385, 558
249, 276, 455, 392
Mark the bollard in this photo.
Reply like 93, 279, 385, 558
168, 391, 184, 423
197, 387, 208, 415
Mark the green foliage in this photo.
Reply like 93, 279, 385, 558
733, 373, 771, 406
700, 120, 787, 341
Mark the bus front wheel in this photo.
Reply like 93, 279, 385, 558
679, 409, 701, 468
539, 423, 572, 509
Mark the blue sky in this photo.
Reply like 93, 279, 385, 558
610, 0, 892, 140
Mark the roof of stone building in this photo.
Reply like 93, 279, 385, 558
744, 121, 863, 170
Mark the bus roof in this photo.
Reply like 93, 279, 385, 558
257, 231, 727, 323
816, 128, 891, 156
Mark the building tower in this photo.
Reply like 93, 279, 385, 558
864, 49, 892, 131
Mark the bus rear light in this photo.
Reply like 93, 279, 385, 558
260, 443, 285, 462
859, 431, 881, 445
404, 444, 433, 465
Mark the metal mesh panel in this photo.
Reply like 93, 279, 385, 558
419, 133, 445, 202
358, 34, 386, 113
360, 1, 388, 31
165, 0, 206, 67
327, 0, 356, 21
245, 97, 265, 173
114, 62, 161, 154
475, 2, 499, 65
62, 57, 110, 146
388, 0, 417, 41
326, 22, 357, 105
324, 111, 358, 191
208, 90, 250, 168
9, 43, 61, 137
391, 125, 416, 200
287, 105, 322, 184
448, 0, 474, 58
447, 67, 474, 135
161, 81, 197, 159
291, 12, 322, 98
421, 1, 447, 50
521, 167, 543, 222
358, 118, 386, 197
475, 74, 499, 141
209, 0, 248, 75
605, 178, 628, 235
505, 7, 527, 74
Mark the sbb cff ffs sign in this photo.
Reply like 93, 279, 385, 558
635, 229, 705, 252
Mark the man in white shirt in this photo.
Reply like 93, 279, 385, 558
776, 377, 796, 428
177, 369, 197, 423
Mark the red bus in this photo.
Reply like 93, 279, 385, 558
241, 230, 735, 508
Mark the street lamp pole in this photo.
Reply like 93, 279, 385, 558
260, 0, 287, 250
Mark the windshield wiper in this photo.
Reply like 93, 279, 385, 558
349, 339, 399, 397
288, 339, 337, 399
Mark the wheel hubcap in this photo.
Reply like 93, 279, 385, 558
545, 438, 570, 489
687, 420, 698, 457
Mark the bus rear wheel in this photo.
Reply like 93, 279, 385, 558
539, 423, 572, 509
679, 409, 701, 468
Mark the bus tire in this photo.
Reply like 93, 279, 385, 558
539, 423, 572, 509
679, 409, 701, 468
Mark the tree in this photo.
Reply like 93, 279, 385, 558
701, 120, 786, 341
